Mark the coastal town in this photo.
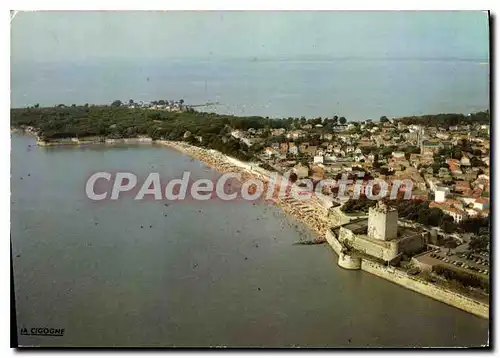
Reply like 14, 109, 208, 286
11, 104, 490, 318
223, 112, 491, 314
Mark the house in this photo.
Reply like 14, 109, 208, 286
288, 143, 298, 155
230, 130, 246, 140
444, 207, 467, 223
434, 187, 450, 203
411, 190, 429, 201
264, 147, 278, 157
317, 148, 326, 156
322, 133, 333, 141
280, 142, 289, 154
354, 154, 366, 162
474, 198, 490, 211
357, 140, 373, 148
409, 154, 421, 167
437, 167, 451, 179
293, 164, 309, 179
404, 132, 419, 142
466, 208, 479, 218
430, 202, 467, 223
344, 146, 355, 154
460, 156, 471, 167
286, 130, 306, 139
240, 137, 254, 147
474, 178, 490, 191
421, 140, 442, 155
324, 154, 338, 163
455, 181, 471, 193
392, 151, 406, 160
303, 145, 318, 156
436, 133, 450, 140
332, 125, 347, 132
313, 155, 324, 164
271, 128, 286, 136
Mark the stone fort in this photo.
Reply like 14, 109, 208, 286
332, 201, 427, 263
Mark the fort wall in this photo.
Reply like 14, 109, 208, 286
360, 260, 489, 319
325, 229, 489, 319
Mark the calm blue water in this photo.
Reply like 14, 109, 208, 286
11, 58, 489, 120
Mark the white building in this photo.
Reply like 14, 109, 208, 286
392, 151, 406, 160
460, 156, 471, 166
443, 208, 467, 223
434, 187, 450, 203
313, 155, 324, 164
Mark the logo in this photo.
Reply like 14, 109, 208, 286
84, 170, 413, 202
20, 327, 65, 337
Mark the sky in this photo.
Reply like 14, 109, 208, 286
11, 11, 489, 63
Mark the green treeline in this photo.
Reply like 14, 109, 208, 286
397, 111, 490, 127
10, 105, 490, 160
10, 105, 293, 160
433, 265, 489, 292
11, 105, 295, 140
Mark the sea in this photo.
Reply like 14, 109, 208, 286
11, 58, 489, 119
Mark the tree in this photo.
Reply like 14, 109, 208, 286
34, 103, 39, 108
380, 116, 389, 123
111, 100, 122, 107
468, 235, 489, 252
452, 150, 462, 160
460, 217, 489, 235
470, 156, 486, 168
311, 117, 322, 125
129, 99, 134, 105
339, 116, 347, 125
